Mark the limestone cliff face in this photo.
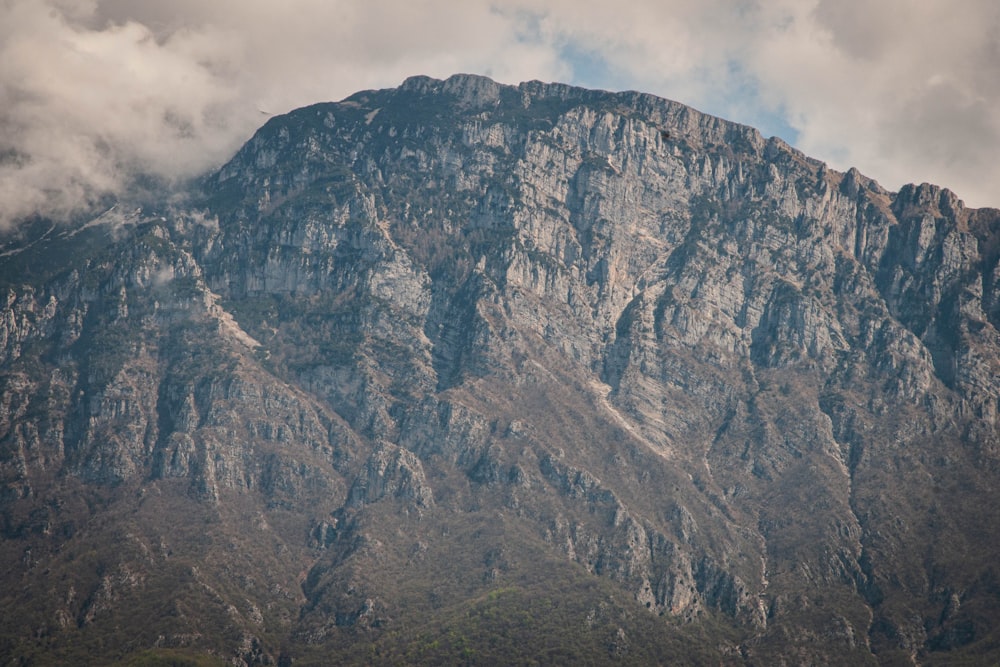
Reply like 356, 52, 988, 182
2, 73, 1000, 665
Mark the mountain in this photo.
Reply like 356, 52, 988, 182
2, 73, 1000, 665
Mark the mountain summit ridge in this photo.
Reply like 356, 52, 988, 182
1, 74, 999, 665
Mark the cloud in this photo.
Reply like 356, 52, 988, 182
0, 1, 251, 225
747, 0, 1000, 208
0, 0, 997, 230
0, 0, 567, 228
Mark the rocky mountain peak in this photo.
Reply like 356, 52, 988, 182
401, 72, 504, 107
1, 74, 1000, 665
893, 181, 965, 221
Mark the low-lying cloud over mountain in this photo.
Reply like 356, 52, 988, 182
1, 0, 997, 227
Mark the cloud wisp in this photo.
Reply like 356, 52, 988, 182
0, 0, 567, 228
0, 0, 997, 229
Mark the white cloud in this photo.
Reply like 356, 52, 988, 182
0, 0, 567, 228
0, 1, 251, 224
0, 0, 997, 229
746, 0, 1000, 208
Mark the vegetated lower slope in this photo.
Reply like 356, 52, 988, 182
2, 73, 1000, 665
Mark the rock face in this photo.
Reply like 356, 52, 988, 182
2, 73, 1000, 665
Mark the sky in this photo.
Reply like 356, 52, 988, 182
1, 0, 998, 228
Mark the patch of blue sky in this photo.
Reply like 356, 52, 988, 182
714, 58, 800, 145
558, 41, 619, 93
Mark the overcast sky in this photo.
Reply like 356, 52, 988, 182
1, 0, 997, 228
